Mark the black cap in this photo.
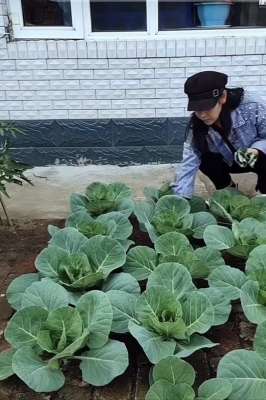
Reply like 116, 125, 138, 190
184, 71, 228, 111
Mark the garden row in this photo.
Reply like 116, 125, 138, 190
1, 182, 266, 399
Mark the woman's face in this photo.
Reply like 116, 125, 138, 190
194, 91, 227, 126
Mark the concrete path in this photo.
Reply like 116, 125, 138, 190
2, 164, 258, 219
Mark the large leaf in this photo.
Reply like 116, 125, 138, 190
197, 378, 232, 400
155, 195, 190, 219
35, 245, 68, 278
254, 320, 266, 359
50, 227, 89, 253
134, 200, 155, 226
192, 247, 225, 278
66, 211, 116, 239
97, 211, 133, 240
77, 290, 113, 348
6, 273, 40, 310
155, 232, 192, 256
0, 350, 14, 380
217, 349, 266, 400
191, 212, 217, 239
21, 278, 69, 311
102, 272, 140, 295
128, 321, 176, 364
246, 244, 266, 281
107, 290, 138, 333
175, 334, 218, 358
240, 280, 266, 324
182, 292, 214, 336
78, 339, 128, 386
12, 346, 65, 392
5, 306, 48, 348
153, 356, 195, 386
208, 266, 247, 301
147, 263, 195, 301
146, 380, 187, 400
203, 225, 235, 250
123, 246, 158, 281
70, 193, 90, 214
198, 288, 232, 326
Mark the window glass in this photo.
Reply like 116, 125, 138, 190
90, 1, 147, 32
21, 0, 72, 26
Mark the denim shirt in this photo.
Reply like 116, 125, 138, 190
174, 94, 266, 198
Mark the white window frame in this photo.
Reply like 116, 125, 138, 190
8, 0, 84, 39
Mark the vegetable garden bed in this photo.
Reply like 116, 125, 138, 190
0, 185, 265, 400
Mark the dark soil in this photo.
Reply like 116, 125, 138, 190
0, 218, 255, 400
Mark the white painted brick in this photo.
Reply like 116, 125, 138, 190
9, 110, 40, 120
19, 81, 48, 92
142, 98, 169, 108
137, 41, 146, 58
83, 99, 111, 109
156, 108, 185, 117
139, 58, 169, 68
126, 89, 155, 98
0, 59, 15, 69
226, 38, 236, 56
170, 57, 200, 68
98, 109, 126, 118
57, 40, 67, 58
48, 59, 77, 69
27, 41, 38, 59
218, 65, 246, 76
50, 80, 79, 90
229, 75, 261, 86
232, 55, 262, 65
147, 40, 156, 57
69, 109, 98, 119
47, 40, 58, 58
156, 40, 166, 57
256, 38, 265, 55
127, 109, 155, 118
67, 40, 77, 58
64, 69, 93, 80
0, 81, 19, 90
94, 69, 124, 79
107, 41, 117, 58
20, 91, 37, 100
6, 91, 25, 100
117, 41, 127, 58
112, 99, 141, 109
0, 15, 4, 25
79, 59, 108, 69
66, 90, 95, 99
262, 55, 266, 64
24, 100, 53, 110
246, 65, 266, 75
196, 39, 206, 56
260, 76, 266, 85
166, 40, 175, 58
201, 57, 231, 67
235, 38, 246, 55
186, 39, 196, 57
171, 99, 187, 108
124, 69, 154, 79
16, 59, 47, 70
206, 38, 216, 56
0, 90, 4, 99
170, 78, 186, 89
1, 70, 33, 80
16, 41, 28, 59
0, 39, 7, 50
110, 80, 140, 89
36, 91, 66, 100
246, 37, 256, 54
215, 38, 226, 56
127, 41, 137, 58
97, 41, 107, 58
7, 42, 18, 59
39, 110, 69, 119
81, 80, 110, 89
175, 40, 185, 57
156, 88, 183, 98
87, 41, 97, 58
0, 48, 8, 58
109, 59, 138, 69
53, 100, 82, 109
96, 89, 125, 99
0, 110, 9, 119
186, 67, 207, 77
36, 41, 48, 59
77, 41, 87, 58
155, 68, 185, 79
0, 100, 23, 110
33, 70, 63, 80
140, 79, 169, 89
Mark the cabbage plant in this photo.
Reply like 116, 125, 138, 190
0, 291, 129, 392
135, 195, 217, 242
204, 218, 266, 259
70, 182, 134, 217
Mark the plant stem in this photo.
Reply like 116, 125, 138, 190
0, 194, 12, 226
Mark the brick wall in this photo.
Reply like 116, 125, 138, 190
1, 2, 266, 121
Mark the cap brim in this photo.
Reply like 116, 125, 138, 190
187, 97, 218, 112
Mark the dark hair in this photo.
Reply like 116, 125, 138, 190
188, 88, 244, 154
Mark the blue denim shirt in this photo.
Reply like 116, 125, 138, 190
174, 94, 266, 198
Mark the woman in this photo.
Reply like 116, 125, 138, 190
174, 70, 266, 198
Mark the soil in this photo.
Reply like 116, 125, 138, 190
0, 218, 256, 400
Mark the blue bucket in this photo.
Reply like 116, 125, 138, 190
197, 3, 231, 27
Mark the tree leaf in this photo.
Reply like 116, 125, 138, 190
191, 212, 217, 239
145, 380, 186, 400
240, 280, 266, 324
123, 246, 158, 281
153, 356, 195, 386
204, 226, 235, 250
106, 290, 138, 333
182, 292, 214, 336
102, 272, 140, 295
254, 321, 266, 360
175, 334, 218, 358
97, 211, 133, 240
6, 273, 40, 310
197, 378, 232, 400
208, 266, 247, 301
198, 288, 232, 326
155, 232, 192, 256
0, 350, 14, 380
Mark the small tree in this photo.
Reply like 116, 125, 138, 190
0, 122, 32, 226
